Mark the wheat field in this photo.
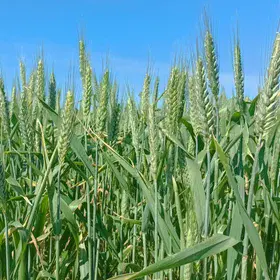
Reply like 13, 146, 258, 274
0, 25, 280, 280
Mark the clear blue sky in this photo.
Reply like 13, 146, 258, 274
0, 0, 280, 100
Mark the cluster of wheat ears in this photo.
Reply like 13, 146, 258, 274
0, 23, 280, 280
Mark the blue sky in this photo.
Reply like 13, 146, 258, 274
0, 0, 280, 101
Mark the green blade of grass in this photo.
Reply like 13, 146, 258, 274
107, 234, 239, 280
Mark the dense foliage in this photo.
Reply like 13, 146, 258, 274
0, 27, 280, 280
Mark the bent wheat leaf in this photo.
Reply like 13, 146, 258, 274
108, 234, 238, 280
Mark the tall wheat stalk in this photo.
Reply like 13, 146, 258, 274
56, 90, 74, 280
242, 32, 280, 280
